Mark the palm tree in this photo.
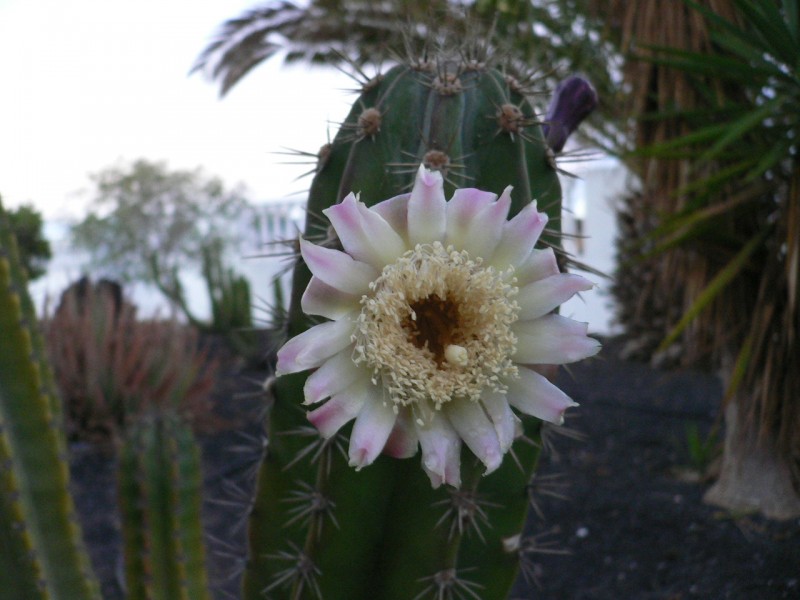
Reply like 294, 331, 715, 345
191, 0, 621, 136
606, 0, 800, 518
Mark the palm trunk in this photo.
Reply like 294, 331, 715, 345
704, 398, 800, 520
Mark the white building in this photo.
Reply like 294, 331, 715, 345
559, 156, 628, 336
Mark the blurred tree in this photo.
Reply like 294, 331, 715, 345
71, 159, 252, 327
4, 198, 52, 280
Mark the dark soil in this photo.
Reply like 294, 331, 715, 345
70, 337, 800, 599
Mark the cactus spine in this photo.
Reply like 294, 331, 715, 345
245, 50, 561, 599
0, 199, 100, 600
118, 410, 211, 600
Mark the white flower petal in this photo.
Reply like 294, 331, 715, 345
518, 273, 595, 320
301, 276, 362, 319
382, 408, 419, 459
300, 237, 377, 295
444, 400, 503, 475
490, 201, 549, 269
506, 366, 578, 425
445, 188, 510, 258
407, 165, 446, 246
349, 394, 398, 469
514, 247, 560, 286
417, 412, 462, 489
481, 391, 518, 453
323, 193, 406, 267
275, 317, 356, 375
371, 193, 410, 241
445, 187, 498, 250
307, 379, 368, 438
513, 314, 601, 365
303, 349, 364, 405
466, 191, 512, 259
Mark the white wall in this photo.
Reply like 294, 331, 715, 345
559, 157, 628, 336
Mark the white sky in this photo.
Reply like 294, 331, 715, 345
0, 0, 356, 219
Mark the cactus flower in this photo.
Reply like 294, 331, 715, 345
276, 165, 600, 488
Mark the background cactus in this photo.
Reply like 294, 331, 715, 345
244, 48, 578, 600
201, 240, 260, 362
118, 410, 211, 600
1, 199, 213, 600
0, 198, 101, 600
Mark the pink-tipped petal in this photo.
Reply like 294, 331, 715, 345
407, 165, 446, 246
444, 400, 503, 475
303, 349, 363, 405
514, 247, 560, 286
323, 193, 406, 268
300, 237, 377, 295
371, 193, 410, 241
517, 273, 595, 320
418, 412, 462, 489
513, 314, 602, 365
490, 202, 549, 269
307, 379, 368, 438
481, 392, 518, 453
348, 395, 398, 469
506, 366, 578, 425
275, 317, 356, 375
445, 188, 498, 250
301, 276, 362, 319
459, 191, 512, 259
383, 408, 419, 458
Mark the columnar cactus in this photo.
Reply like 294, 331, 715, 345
118, 410, 211, 600
244, 50, 598, 599
0, 199, 101, 600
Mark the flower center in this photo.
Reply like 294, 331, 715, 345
352, 242, 519, 414
405, 294, 460, 366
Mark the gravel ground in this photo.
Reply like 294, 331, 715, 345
70, 337, 800, 599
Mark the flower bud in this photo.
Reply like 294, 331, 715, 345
542, 75, 598, 153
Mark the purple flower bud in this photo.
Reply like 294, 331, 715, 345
542, 76, 598, 153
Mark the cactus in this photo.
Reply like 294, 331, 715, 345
118, 410, 211, 600
283, 56, 562, 332
203, 240, 253, 334
1, 198, 212, 600
243, 50, 593, 600
200, 239, 261, 361
0, 198, 101, 600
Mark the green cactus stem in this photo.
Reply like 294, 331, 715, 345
244, 49, 566, 600
0, 198, 100, 600
118, 410, 211, 600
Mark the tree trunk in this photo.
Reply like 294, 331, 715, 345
704, 400, 800, 520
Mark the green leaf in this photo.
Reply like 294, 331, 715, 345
658, 227, 771, 351
732, 0, 800, 67
784, 0, 800, 41
700, 96, 785, 162
643, 45, 778, 82
645, 181, 763, 252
